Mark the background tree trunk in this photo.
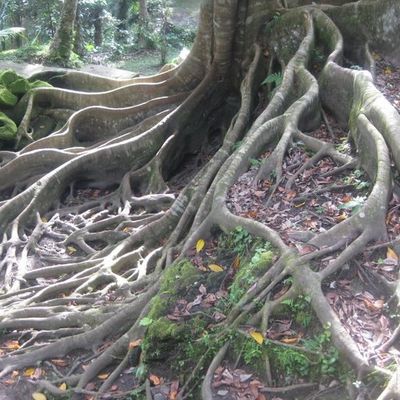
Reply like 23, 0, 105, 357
47, 0, 79, 65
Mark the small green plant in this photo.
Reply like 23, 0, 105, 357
261, 71, 283, 87
281, 294, 312, 328
343, 169, 371, 190
218, 226, 254, 257
243, 338, 263, 364
303, 324, 340, 377
336, 137, 351, 154
268, 344, 311, 378
338, 195, 366, 215
249, 158, 262, 167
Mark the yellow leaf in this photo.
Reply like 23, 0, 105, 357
23, 367, 35, 377
336, 212, 347, 221
32, 393, 47, 400
58, 383, 67, 391
97, 373, 109, 380
123, 227, 130, 233
196, 239, 205, 253
67, 246, 77, 255
41, 217, 48, 223
384, 67, 392, 75
208, 264, 224, 273
387, 247, 398, 261
250, 331, 264, 345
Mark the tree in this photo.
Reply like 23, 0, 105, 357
0, 0, 400, 399
47, 0, 79, 65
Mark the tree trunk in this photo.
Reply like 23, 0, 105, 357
1, 1, 400, 399
93, 7, 103, 48
47, 0, 79, 65
115, 0, 130, 44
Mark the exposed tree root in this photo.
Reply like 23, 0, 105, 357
1, 0, 400, 399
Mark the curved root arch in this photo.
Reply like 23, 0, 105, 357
1, 0, 400, 399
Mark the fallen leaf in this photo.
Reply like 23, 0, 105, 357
4, 340, 20, 350
336, 212, 347, 221
232, 255, 241, 270
128, 339, 143, 349
3, 380, 15, 385
67, 246, 77, 255
387, 247, 398, 262
196, 239, 205, 253
281, 337, 299, 345
149, 373, 161, 386
32, 393, 47, 400
250, 331, 264, 345
51, 359, 68, 367
97, 373, 109, 380
23, 367, 36, 377
169, 379, 179, 400
41, 217, 48, 223
209, 264, 224, 272
59, 383, 67, 391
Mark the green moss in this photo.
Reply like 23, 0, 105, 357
143, 260, 201, 362
0, 112, 17, 141
0, 69, 19, 87
30, 80, 52, 89
229, 248, 274, 304
0, 86, 18, 107
8, 78, 30, 95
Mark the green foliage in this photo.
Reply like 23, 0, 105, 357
249, 158, 262, 168
218, 226, 255, 257
261, 72, 283, 87
242, 337, 263, 365
281, 294, 312, 328
268, 344, 311, 378
303, 324, 340, 376
338, 195, 366, 214
343, 169, 371, 190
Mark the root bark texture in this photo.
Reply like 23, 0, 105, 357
1, 0, 400, 399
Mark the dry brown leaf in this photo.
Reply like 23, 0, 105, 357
128, 339, 142, 349
51, 359, 69, 367
97, 373, 109, 380
4, 340, 20, 350
232, 255, 241, 270
169, 379, 179, 400
149, 373, 161, 386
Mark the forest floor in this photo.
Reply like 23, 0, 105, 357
0, 55, 399, 400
